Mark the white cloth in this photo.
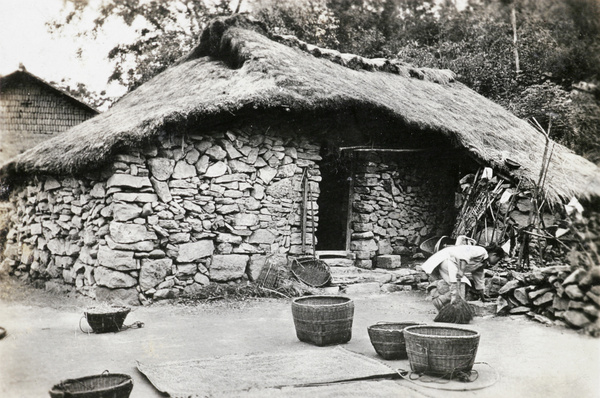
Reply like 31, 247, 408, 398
421, 245, 488, 289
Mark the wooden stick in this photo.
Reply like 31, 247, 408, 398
338, 146, 435, 153
301, 170, 308, 254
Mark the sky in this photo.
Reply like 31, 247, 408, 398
0, 0, 133, 100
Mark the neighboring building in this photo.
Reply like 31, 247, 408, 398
0, 15, 598, 305
0, 67, 98, 164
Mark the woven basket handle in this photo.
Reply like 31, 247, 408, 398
79, 315, 93, 334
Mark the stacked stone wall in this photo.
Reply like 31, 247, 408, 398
0, 126, 321, 304
349, 152, 455, 268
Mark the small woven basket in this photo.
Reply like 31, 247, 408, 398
48, 372, 133, 398
292, 296, 354, 346
84, 306, 131, 334
403, 325, 480, 378
367, 322, 423, 360
291, 257, 331, 287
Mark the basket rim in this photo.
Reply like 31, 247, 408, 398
292, 295, 352, 306
291, 257, 331, 287
84, 305, 131, 316
368, 321, 423, 332
403, 324, 480, 338
49, 373, 133, 393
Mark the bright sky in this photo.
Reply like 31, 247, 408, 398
0, 0, 133, 100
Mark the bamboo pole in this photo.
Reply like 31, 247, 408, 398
511, 6, 521, 75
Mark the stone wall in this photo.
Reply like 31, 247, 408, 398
0, 123, 461, 303
350, 152, 455, 269
0, 126, 322, 304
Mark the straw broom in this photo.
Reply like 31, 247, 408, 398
434, 282, 474, 324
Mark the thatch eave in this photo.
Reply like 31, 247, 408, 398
1, 14, 599, 206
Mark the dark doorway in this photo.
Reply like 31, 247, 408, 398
316, 145, 351, 250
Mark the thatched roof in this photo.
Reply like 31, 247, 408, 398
1, 15, 599, 204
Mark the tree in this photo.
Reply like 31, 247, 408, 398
49, 0, 600, 162
48, 0, 233, 92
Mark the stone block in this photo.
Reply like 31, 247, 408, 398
344, 282, 381, 295
112, 202, 143, 222
148, 157, 175, 181
107, 174, 152, 189
97, 246, 137, 271
210, 254, 249, 282
140, 258, 173, 290
533, 291, 555, 306
94, 266, 137, 288
205, 161, 227, 178
563, 310, 592, 329
376, 255, 402, 269
355, 259, 373, 269
468, 300, 497, 317
564, 284, 584, 300
265, 178, 291, 198
248, 230, 276, 244
109, 221, 157, 244
177, 240, 215, 262
350, 239, 378, 252
177, 263, 197, 276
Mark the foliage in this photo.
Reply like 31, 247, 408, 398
48, 0, 233, 92
255, 0, 600, 161
48, 0, 600, 162
54, 80, 110, 110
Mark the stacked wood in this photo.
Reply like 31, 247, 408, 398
495, 265, 600, 336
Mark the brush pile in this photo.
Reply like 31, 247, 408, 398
434, 296, 474, 324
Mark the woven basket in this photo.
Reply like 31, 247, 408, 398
48, 372, 133, 398
367, 322, 423, 360
292, 296, 354, 346
84, 306, 131, 334
403, 325, 480, 377
291, 257, 331, 287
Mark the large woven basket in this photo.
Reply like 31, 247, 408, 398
49, 372, 133, 398
84, 306, 130, 334
292, 296, 354, 346
367, 322, 423, 360
403, 325, 480, 377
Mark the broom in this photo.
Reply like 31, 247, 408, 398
434, 282, 474, 324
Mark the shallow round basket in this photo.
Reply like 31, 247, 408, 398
291, 257, 331, 287
292, 296, 354, 346
367, 322, 423, 360
48, 372, 133, 398
403, 325, 480, 377
84, 306, 131, 334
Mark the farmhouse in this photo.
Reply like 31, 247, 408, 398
0, 66, 98, 165
0, 15, 598, 305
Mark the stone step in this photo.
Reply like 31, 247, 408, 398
328, 266, 425, 286
320, 258, 355, 268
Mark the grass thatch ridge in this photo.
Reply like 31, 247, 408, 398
1, 14, 599, 204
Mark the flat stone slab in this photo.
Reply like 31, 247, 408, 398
320, 258, 355, 267
468, 300, 497, 317
329, 266, 393, 285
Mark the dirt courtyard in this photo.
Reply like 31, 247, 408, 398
0, 278, 599, 398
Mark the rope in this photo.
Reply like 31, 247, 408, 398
79, 316, 144, 334
396, 362, 500, 391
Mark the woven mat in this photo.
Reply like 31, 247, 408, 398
137, 347, 396, 397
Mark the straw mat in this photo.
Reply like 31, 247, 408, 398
137, 347, 396, 397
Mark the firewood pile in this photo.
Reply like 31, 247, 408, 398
454, 166, 600, 336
